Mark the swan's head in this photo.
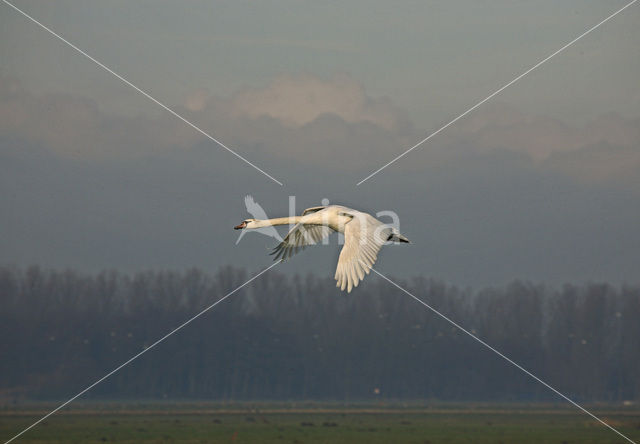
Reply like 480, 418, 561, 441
234, 218, 256, 230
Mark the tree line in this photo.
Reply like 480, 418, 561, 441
1, 265, 638, 403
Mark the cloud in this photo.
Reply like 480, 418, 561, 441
545, 143, 640, 186
1, 75, 639, 186
445, 102, 640, 160
420, 102, 640, 185
0, 75, 198, 159
184, 88, 211, 112
0, 74, 409, 163
215, 74, 406, 130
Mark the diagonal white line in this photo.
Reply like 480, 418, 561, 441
3, 262, 280, 444
369, 266, 637, 444
356, 0, 638, 186
2, 0, 284, 186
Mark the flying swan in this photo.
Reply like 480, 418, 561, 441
234, 205, 410, 292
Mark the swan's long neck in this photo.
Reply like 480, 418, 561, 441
250, 217, 303, 228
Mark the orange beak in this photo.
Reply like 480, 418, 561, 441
234, 221, 247, 230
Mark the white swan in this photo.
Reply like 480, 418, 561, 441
234, 205, 410, 292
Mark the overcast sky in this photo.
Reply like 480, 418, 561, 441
1, 0, 639, 287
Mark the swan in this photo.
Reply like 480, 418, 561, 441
234, 205, 410, 292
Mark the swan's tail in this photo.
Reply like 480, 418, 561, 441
387, 232, 410, 243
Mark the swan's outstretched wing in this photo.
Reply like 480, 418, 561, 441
335, 214, 391, 293
302, 206, 326, 216
271, 224, 333, 261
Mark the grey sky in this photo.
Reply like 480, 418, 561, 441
2, 1, 639, 122
1, 0, 639, 287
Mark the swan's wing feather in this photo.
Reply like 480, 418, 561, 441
302, 206, 327, 216
271, 224, 333, 261
335, 215, 391, 293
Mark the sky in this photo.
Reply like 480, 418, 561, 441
1, 0, 639, 287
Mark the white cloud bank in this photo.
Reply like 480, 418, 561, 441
223, 74, 403, 130
1, 75, 639, 186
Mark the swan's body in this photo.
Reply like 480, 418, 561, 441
234, 205, 409, 292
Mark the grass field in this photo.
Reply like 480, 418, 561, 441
1, 404, 639, 443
